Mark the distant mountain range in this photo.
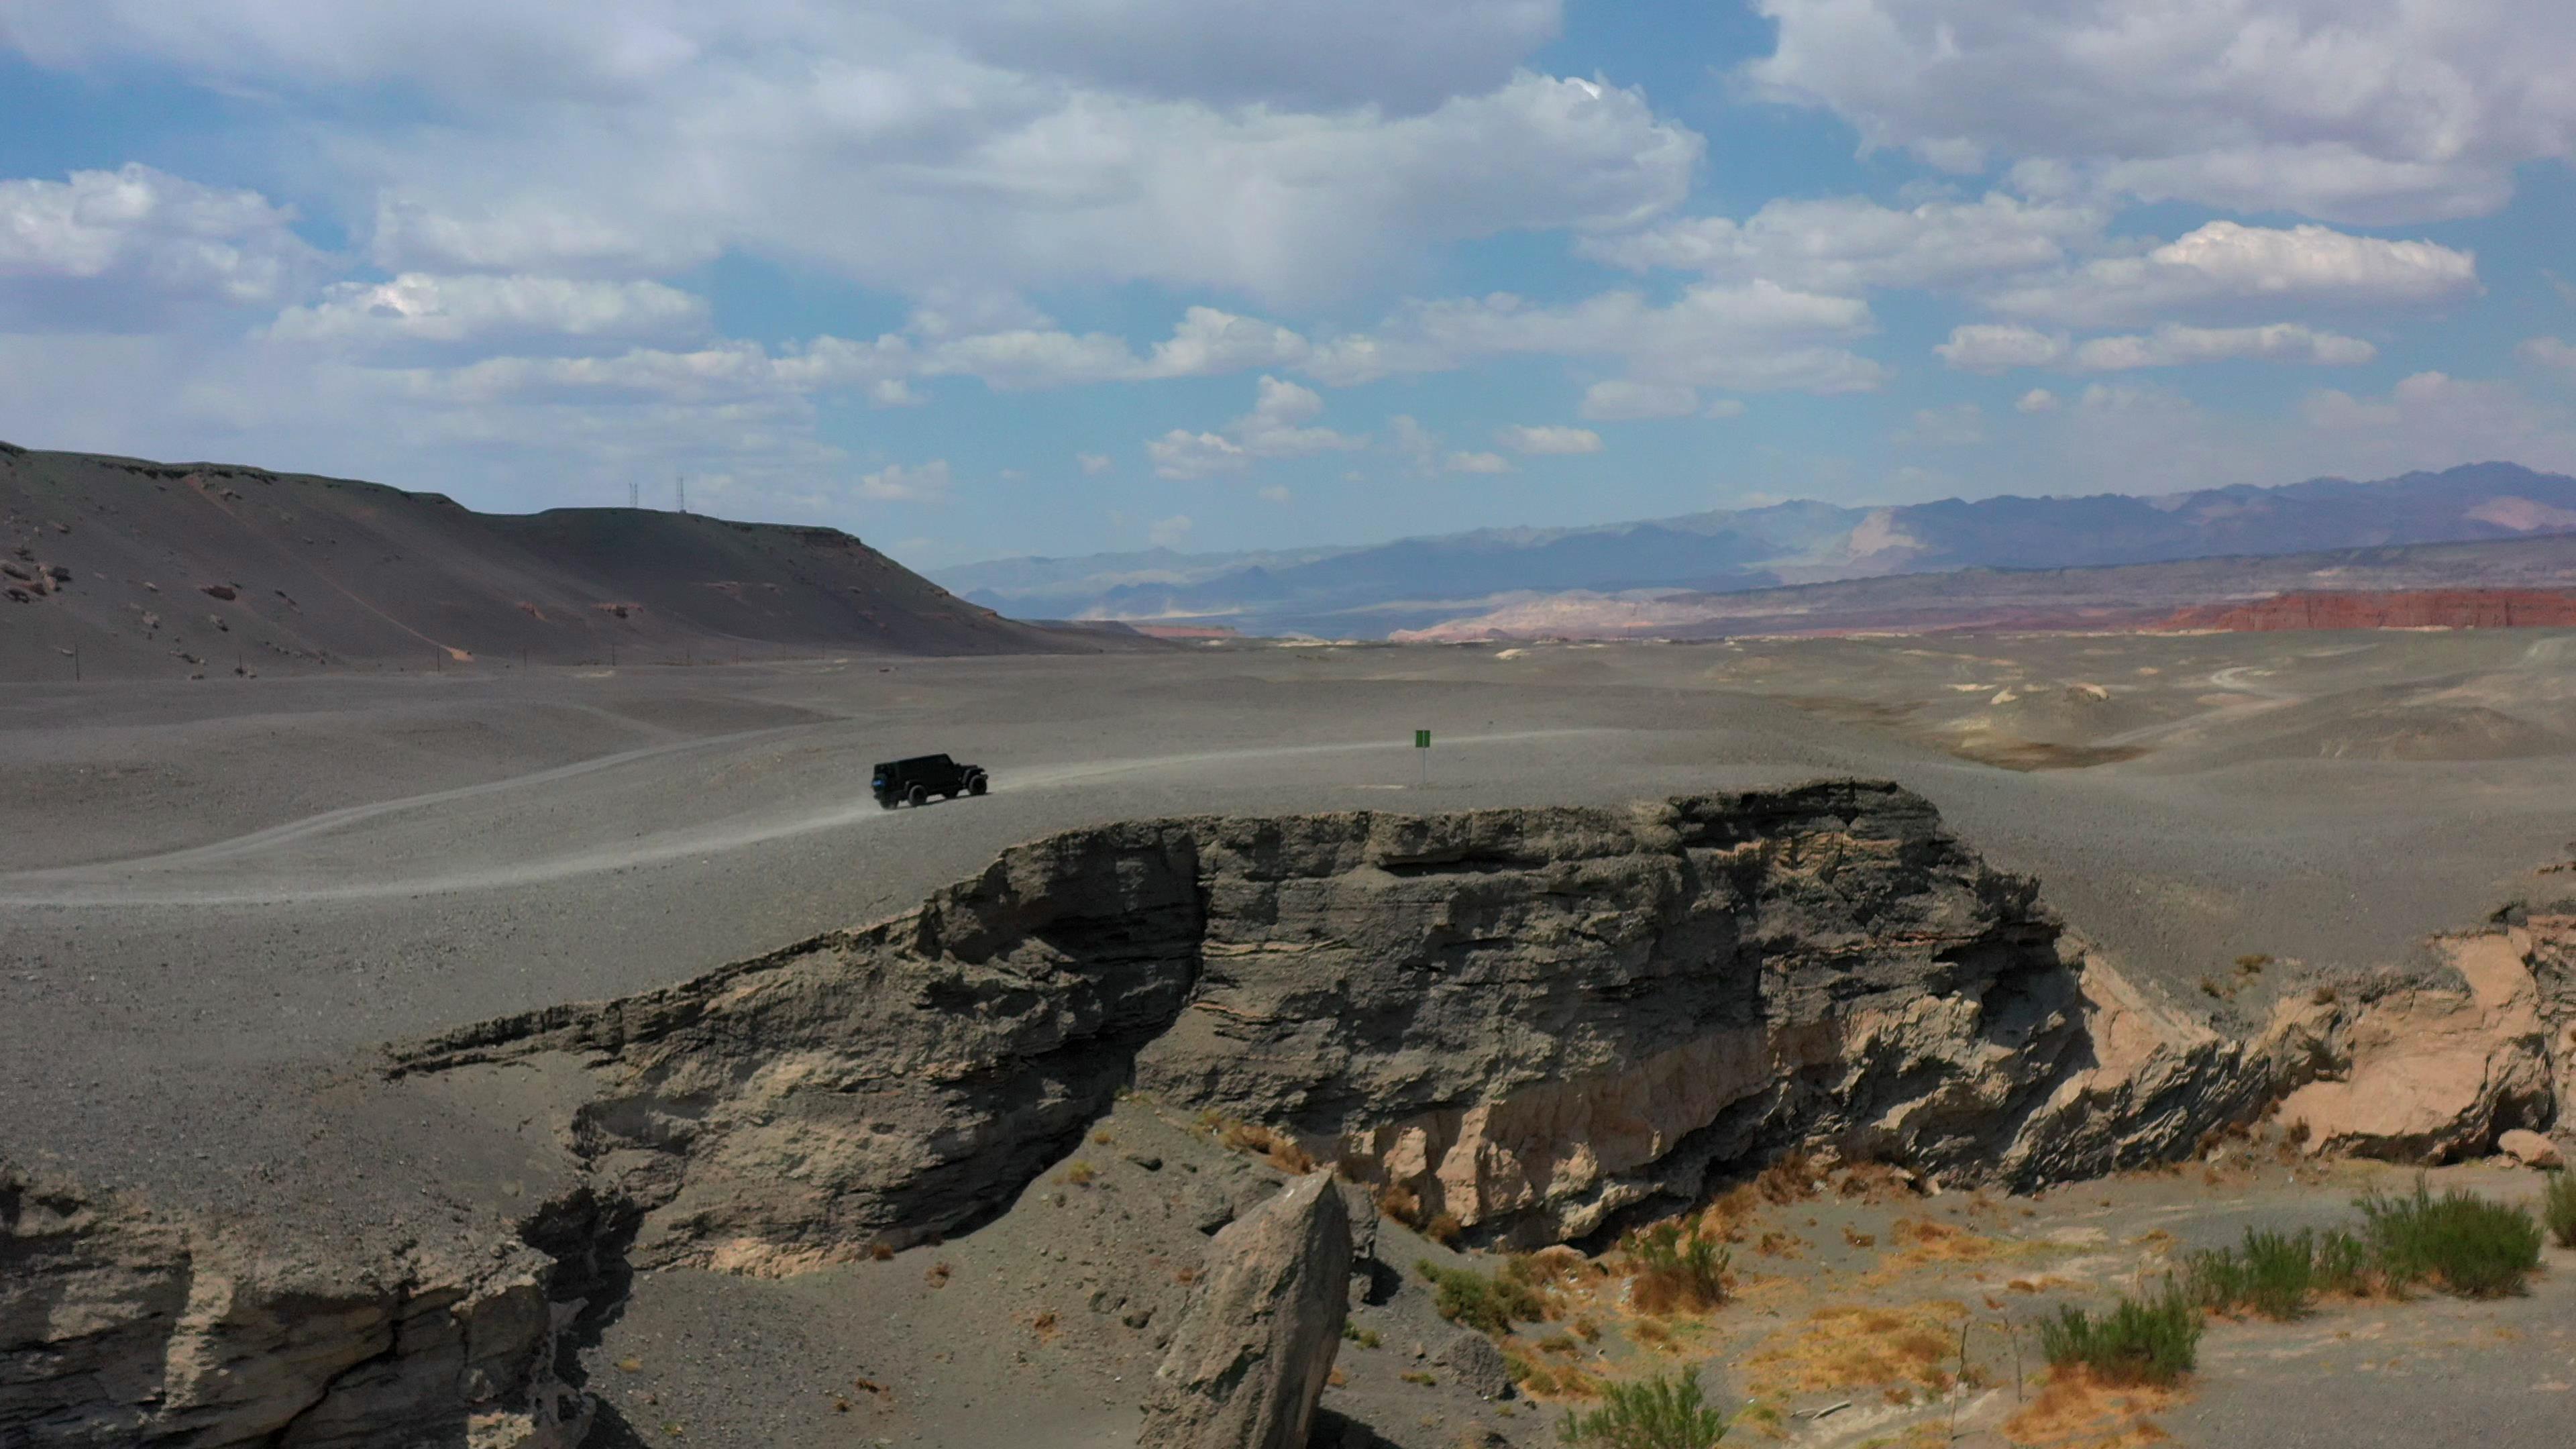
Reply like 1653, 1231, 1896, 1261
1, 442, 1128, 680
938, 463, 2576, 638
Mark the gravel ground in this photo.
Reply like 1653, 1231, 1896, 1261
7, 632, 2575, 1447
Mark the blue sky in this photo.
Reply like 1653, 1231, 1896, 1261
3, 2, 2575, 570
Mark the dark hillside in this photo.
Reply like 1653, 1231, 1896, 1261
0, 441, 1108, 680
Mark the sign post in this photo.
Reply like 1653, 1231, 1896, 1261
1414, 729, 1430, 788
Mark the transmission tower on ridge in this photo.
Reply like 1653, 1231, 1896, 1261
676, 474, 688, 515
629, 480, 640, 510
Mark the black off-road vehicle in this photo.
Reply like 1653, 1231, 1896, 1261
872, 753, 989, 808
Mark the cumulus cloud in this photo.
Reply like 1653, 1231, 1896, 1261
911, 0, 1565, 113
2294, 372, 2576, 476
1578, 379, 1701, 420
12, 2, 1566, 116
1745, 0, 2576, 223
1077, 451, 1113, 474
2520, 337, 2576, 372
1387, 414, 1517, 475
2015, 388, 2059, 413
1497, 423, 1602, 455
1146, 513, 1193, 547
1984, 221, 2478, 327
1578, 191, 2102, 292
1145, 374, 1362, 479
1935, 323, 2068, 372
857, 459, 953, 502
1311, 281, 1885, 394
266, 272, 710, 352
2071, 323, 2375, 371
0, 164, 329, 327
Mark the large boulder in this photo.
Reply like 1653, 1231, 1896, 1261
2277, 932, 2555, 1161
1140, 1171, 1352, 1449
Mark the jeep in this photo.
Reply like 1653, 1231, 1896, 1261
872, 753, 989, 808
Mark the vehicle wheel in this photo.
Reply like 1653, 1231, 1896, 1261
969, 775, 988, 796
877, 800, 895, 811
906, 786, 927, 808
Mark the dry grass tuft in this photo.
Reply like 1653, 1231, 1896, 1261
1756, 1152, 1825, 1205
2002, 1367, 2182, 1448
1746, 1301, 1968, 1399
1217, 1120, 1317, 1174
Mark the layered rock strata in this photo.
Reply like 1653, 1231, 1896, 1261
15, 782, 2573, 1446
0, 1164, 596, 1449
390, 782, 2254, 1263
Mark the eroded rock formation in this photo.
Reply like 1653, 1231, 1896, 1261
1137, 1170, 1352, 1449
15, 783, 2575, 1446
2154, 588, 2576, 633
394, 783, 2192, 1262
0, 1164, 594, 1449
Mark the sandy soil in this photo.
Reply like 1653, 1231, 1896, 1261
8, 631, 2576, 1446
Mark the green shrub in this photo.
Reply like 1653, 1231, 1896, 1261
1621, 1221, 1731, 1315
2036, 1289, 2200, 1387
1418, 1258, 1546, 1335
2182, 1224, 2366, 1319
2357, 1176, 2543, 1298
2312, 1227, 2371, 1296
2542, 1171, 2576, 1250
1559, 1367, 1729, 1448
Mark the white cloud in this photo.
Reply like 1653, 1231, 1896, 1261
1895, 402, 1983, 446
2015, 388, 2059, 413
2520, 337, 2576, 372
12, 2, 1568, 116
1746, 0, 2576, 223
1309, 281, 1886, 394
909, 1, 1564, 113
368, 68, 1699, 303
2294, 372, 2576, 476
266, 272, 710, 351
857, 459, 953, 502
0, 164, 329, 326
1144, 374, 1362, 478
1497, 423, 1602, 455
1985, 221, 2478, 327
1578, 379, 1699, 420
1578, 191, 2102, 292
1146, 513, 1193, 547
1077, 451, 1114, 474
1256, 485, 1291, 504
908, 305, 1311, 390
1702, 398, 1746, 419
1385, 414, 1512, 475
1935, 323, 2067, 372
2071, 323, 2375, 372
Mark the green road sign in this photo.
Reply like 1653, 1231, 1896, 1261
1414, 729, 1431, 748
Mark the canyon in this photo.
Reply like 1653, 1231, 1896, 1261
9, 782, 2570, 1446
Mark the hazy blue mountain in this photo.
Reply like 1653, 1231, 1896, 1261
934, 463, 2576, 638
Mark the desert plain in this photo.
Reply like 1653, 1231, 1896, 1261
8, 630, 2576, 1448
